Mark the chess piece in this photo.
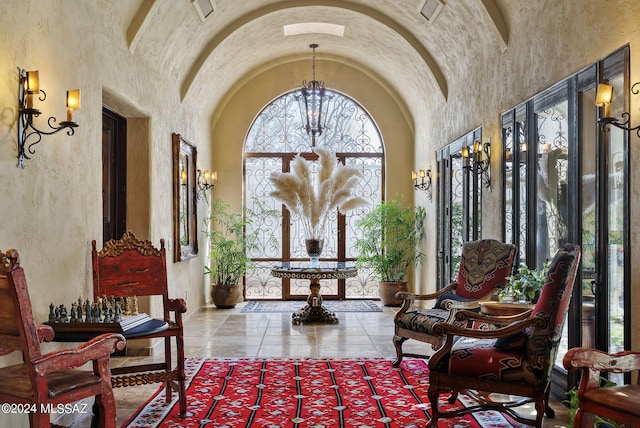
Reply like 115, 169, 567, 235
85, 300, 92, 322
59, 304, 68, 323
49, 303, 55, 322
124, 297, 131, 316
132, 295, 138, 315
54, 307, 60, 322
70, 303, 77, 322
114, 301, 122, 322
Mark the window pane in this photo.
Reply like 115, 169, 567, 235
606, 75, 626, 356
244, 90, 383, 299
535, 101, 569, 266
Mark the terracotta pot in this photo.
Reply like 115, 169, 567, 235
211, 283, 242, 309
378, 281, 408, 307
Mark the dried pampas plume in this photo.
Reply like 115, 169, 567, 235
269, 148, 368, 239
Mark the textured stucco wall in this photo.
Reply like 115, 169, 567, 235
0, 4, 208, 425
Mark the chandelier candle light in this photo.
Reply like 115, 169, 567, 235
269, 148, 368, 265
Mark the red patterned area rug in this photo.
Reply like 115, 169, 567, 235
122, 358, 519, 428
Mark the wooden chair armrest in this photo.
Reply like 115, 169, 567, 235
167, 297, 187, 314
563, 348, 640, 374
36, 324, 55, 342
442, 299, 480, 311
396, 282, 456, 302
451, 308, 533, 325
33, 333, 126, 376
394, 283, 456, 319
432, 315, 544, 339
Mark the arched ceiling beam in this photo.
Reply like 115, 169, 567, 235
179, 0, 448, 101
126, 0, 158, 54
478, 0, 508, 52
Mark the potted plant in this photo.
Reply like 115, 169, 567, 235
354, 196, 426, 306
499, 263, 547, 303
204, 197, 279, 308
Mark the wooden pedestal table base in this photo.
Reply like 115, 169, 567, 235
271, 263, 358, 325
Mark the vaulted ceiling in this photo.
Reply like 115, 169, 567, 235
115, 0, 509, 122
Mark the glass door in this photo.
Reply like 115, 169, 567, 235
501, 46, 630, 395
437, 128, 483, 288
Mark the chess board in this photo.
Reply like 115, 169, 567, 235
45, 313, 153, 334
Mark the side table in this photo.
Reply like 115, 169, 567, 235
271, 262, 357, 325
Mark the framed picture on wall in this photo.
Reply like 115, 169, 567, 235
172, 132, 198, 262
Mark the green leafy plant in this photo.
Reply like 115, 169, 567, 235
204, 197, 279, 286
499, 263, 547, 302
353, 196, 426, 282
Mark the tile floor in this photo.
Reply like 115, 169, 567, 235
78, 302, 571, 427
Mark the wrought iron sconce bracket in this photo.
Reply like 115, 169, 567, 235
196, 169, 217, 200
462, 139, 491, 190
412, 168, 432, 201
597, 82, 640, 138
17, 68, 80, 168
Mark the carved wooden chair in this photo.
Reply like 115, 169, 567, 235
91, 231, 187, 417
0, 249, 125, 428
393, 239, 518, 366
426, 243, 581, 428
563, 347, 640, 427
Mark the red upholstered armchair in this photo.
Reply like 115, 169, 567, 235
426, 243, 581, 428
393, 239, 517, 366
0, 249, 126, 428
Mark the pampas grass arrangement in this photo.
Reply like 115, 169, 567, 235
269, 148, 368, 240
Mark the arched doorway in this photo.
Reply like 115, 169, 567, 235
244, 89, 383, 300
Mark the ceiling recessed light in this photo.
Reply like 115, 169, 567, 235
284, 23, 345, 37
419, 0, 444, 23
192, 0, 215, 21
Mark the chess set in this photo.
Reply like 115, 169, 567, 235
44, 296, 152, 334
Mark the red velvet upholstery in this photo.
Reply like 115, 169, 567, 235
426, 243, 581, 428
393, 239, 517, 366
0, 249, 125, 428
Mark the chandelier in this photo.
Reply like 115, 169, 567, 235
295, 43, 329, 147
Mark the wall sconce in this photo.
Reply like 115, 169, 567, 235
411, 168, 432, 201
196, 169, 217, 199
596, 82, 640, 137
462, 139, 491, 189
17, 68, 80, 168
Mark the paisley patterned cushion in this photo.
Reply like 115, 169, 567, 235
456, 239, 518, 299
395, 309, 449, 334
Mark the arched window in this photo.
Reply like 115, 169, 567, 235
244, 89, 384, 300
